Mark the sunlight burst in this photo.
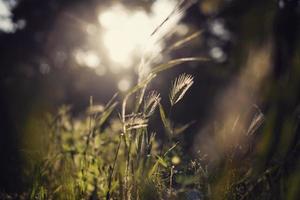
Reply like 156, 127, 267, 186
98, 0, 177, 68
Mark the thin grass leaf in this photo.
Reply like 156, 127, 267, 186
148, 155, 168, 178
159, 103, 173, 134
151, 57, 208, 74
148, 161, 159, 178
105, 92, 118, 109
97, 102, 118, 128
134, 85, 147, 113
146, 132, 156, 155
144, 90, 161, 117
174, 120, 196, 135
150, 0, 197, 37
246, 111, 264, 135
135, 130, 144, 156
53, 185, 63, 194
156, 155, 168, 168
126, 123, 148, 131
165, 30, 203, 53
125, 73, 156, 97
163, 142, 179, 157
170, 73, 194, 106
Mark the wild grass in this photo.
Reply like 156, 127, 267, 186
25, 72, 202, 200
21, 1, 208, 199
16, 1, 300, 200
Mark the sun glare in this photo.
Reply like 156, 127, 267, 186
98, 0, 177, 68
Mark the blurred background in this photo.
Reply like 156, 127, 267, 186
0, 0, 299, 196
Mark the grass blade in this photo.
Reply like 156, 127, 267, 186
165, 30, 203, 52
151, 57, 209, 74
159, 103, 173, 135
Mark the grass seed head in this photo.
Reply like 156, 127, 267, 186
144, 90, 161, 117
170, 73, 194, 106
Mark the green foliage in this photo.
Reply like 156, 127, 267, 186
21, 56, 299, 200
24, 58, 205, 200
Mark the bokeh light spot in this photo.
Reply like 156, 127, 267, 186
118, 78, 131, 92
75, 50, 101, 68
0, 0, 15, 32
40, 63, 50, 74
95, 66, 106, 76
210, 46, 226, 62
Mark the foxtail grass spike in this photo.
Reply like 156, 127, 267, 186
169, 73, 194, 106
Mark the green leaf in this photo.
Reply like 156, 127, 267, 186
148, 155, 168, 178
148, 161, 159, 178
156, 155, 168, 168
